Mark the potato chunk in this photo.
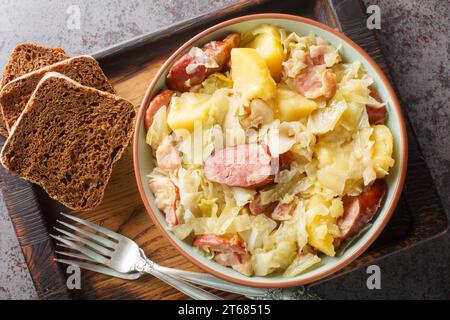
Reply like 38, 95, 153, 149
276, 87, 317, 121
231, 48, 276, 102
167, 92, 211, 132
371, 124, 395, 178
306, 195, 343, 257
247, 25, 285, 82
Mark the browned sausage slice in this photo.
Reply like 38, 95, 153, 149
338, 179, 386, 240
366, 89, 387, 124
203, 144, 273, 188
144, 89, 174, 131
249, 195, 278, 216
249, 193, 297, 221
277, 150, 294, 171
193, 235, 252, 276
271, 198, 298, 221
166, 33, 240, 92
214, 252, 252, 276
193, 234, 246, 254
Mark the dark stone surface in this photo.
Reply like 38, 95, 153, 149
314, 0, 450, 300
0, 0, 448, 299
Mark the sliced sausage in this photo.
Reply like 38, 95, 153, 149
214, 252, 253, 276
193, 234, 246, 254
249, 194, 278, 216
278, 150, 294, 171
271, 198, 297, 221
337, 179, 386, 240
203, 143, 273, 188
366, 89, 387, 124
249, 193, 297, 221
166, 33, 240, 92
193, 235, 252, 276
144, 89, 174, 131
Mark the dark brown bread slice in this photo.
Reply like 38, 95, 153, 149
0, 43, 70, 136
1, 72, 136, 210
0, 110, 7, 137
0, 55, 115, 132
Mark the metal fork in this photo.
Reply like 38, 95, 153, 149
50, 212, 271, 299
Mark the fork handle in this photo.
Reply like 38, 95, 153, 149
154, 264, 270, 298
134, 250, 222, 300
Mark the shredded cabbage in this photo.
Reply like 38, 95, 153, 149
146, 105, 170, 150
253, 241, 297, 276
145, 25, 396, 278
240, 214, 277, 252
232, 187, 256, 207
199, 73, 233, 94
283, 253, 321, 277
307, 100, 347, 134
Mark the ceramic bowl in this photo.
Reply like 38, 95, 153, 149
134, 13, 408, 288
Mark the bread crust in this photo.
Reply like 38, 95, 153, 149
1, 72, 136, 211
0, 43, 70, 136
0, 55, 115, 132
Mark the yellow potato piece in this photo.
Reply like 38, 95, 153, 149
276, 87, 317, 121
306, 195, 342, 257
231, 48, 276, 102
247, 25, 285, 82
307, 216, 336, 257
167, 92, 211, 132
371, 124, 395, 178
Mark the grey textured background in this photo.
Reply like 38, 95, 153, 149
0, 0, 448, 299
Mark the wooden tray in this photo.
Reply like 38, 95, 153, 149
0, 0, 447, 300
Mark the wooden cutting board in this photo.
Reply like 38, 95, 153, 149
0, 0, 447, 300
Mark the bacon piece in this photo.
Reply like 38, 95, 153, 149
144, 90, 174, 131
366, 89, 387, 124
338, 179, 386, 240
149, 176, 179, 226
155, 136, 181, 172
166, 33, 240, 92
203, 143, 273, 189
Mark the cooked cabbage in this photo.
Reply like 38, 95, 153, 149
146, 25, 396, 278
232, 187, 256, 207
307, 100, 347, 134
253, 241, 297, 276
146, 105, 170, 150
199, 73, 233, 94
240, 214, 277, 252
283, 253, 321, 277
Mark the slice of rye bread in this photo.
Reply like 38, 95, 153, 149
0, 55, 115, 132
0, 43, 70, 136
0, 108, 7, 137
1, 72, 136, 210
